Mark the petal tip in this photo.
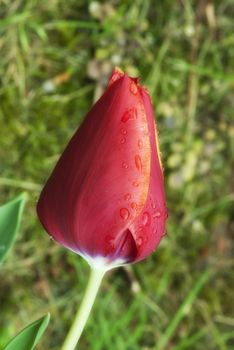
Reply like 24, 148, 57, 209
108, 67, 124, 87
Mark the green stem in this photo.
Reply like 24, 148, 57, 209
61, 267, 106, 350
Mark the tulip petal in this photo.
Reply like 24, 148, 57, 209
37, 73, 151, 264
107, 67, 124, 87
128, 87, 167, 262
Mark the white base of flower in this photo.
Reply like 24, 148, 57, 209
78, 252, 127, 272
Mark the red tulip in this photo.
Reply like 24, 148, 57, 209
37, 68, 167, 269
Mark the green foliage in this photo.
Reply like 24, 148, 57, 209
155, 269, 211, 350
3, 314, 50, 350
0, 0, 233, 349
0, 194, 27, 263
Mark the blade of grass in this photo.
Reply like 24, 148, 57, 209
155, 269, 211, 350
0, 178, 41, 191
145, 39, 171, 99
0, 12, 30, 29
170, 58, 234, 83
44, 20, 99, 30
173, 328, 207, 350
185, 194, 234, 223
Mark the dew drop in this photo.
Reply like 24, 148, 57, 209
119, 137, 126, 144
124, 193, 131, 201
122, 162, 129, 169
49, 236, 54, 241
136, 236, 143, 246
142, 212, 150, 226
130, 82, 138, 95
120, 128, 127, 135
131, 202, 137, 209
121, 107, 137, 123
151, 202, 156, 209
152, 211, 161, 218
135, 155, 142, 172
153, 228, 157, 235
120, 208, 130, 220
138, 139, 143, 149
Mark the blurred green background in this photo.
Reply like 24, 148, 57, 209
0, 0, 233, 349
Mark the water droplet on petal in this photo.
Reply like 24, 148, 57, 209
124, 193, 131, 201
122, 162, 129, 169
49, 236, 54, 241
135, 155, 142, 172
121, 107, 137, 123
151, 202, 156, 209
120, 128, 127, 135
130, 82, 138, 95
136, 236, 143, 246
153, 211, 161, 218
142, 212, 150, 226
138, 139, 143, 149
131, 202, 137, 209
119, 137, 126, 144
120, 208, 130, 220
132, 181, 140, 187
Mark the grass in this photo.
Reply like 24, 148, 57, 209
0, 0, 234, 349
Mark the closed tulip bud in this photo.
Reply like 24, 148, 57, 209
37, 68, 168, 270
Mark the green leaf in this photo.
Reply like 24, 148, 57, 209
0, 193, 27, 263
3, 313, 50, 350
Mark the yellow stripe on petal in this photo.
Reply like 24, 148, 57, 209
154, 121, 163, 171
133, 94, 151, 213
